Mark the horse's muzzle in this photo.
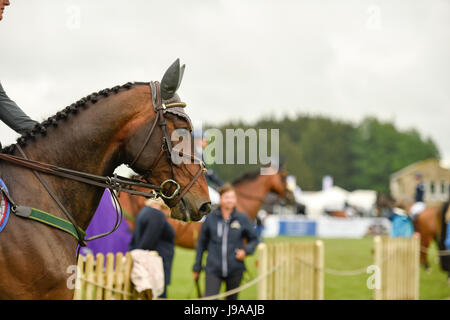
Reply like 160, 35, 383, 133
198, 201, 211, 217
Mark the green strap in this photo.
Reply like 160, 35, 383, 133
122, 208, 135, 222
25, 208, 86, 242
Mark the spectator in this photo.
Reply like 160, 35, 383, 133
193, 183, 259, 300
129, 197, 175, 298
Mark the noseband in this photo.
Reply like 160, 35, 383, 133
128, 81, 206, 206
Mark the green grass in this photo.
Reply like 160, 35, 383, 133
166, 236, 450, 300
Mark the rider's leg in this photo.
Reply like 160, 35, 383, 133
409, 202, 425, 222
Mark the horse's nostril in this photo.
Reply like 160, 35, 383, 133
199, 202, 211, 215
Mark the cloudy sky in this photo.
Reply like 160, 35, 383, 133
1, 0, 449, 166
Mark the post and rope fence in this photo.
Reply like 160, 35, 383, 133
257, 241, 324, 300
73, 251, 156, 300
256, 237, 421, 300
73, 236, 423, 300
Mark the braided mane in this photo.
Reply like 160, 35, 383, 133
1, 82, 139, 154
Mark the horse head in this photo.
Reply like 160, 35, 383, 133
264, 159, 294, 203
125, 59, 211, 222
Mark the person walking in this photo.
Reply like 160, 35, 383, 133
129, 197, 175, 298
192, 183, 259, 300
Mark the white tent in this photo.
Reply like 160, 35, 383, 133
346, 190, 377, 215
300, 186, 349, 217
321, 186, 349, 211
297, 186, 376, 218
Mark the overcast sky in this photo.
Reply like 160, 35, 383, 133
1, 0, 449, 166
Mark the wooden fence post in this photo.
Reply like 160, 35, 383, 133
257, 243, 268, 300
257, 241, 324, 300
373, 236, 420, 300
314, 240, 324, 300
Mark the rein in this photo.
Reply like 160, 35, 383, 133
0, 151, 169, 199
0, 81, 206, 248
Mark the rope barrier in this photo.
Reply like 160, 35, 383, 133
293, 249, 402, 276
156, 247, 397, 300
77, 239, 449, 300
420, 246, 450, 256
78, 276, 134, 297
291, 255, 369, 276
159, 240, 429, 300
155, 261, 285, 300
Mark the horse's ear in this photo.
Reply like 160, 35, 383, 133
161, 59, 185, 100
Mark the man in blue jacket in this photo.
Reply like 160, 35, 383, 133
193, 183, 259, 300
1, 1, 38, 141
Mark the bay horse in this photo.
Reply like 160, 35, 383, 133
376, 194, 444, 270
403, 201, 443, 270
233, 166, 290, 221
119, 166, 290, 249
0, 60, 211, 299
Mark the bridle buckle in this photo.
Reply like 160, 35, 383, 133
159, 179, 181, 200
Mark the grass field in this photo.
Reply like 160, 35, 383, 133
166, 236, 450, 300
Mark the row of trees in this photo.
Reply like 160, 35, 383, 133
204, 115, 440, 194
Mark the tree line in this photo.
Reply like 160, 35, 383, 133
205, 115, 440, 194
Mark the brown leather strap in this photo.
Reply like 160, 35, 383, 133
15, 145, 86, 246
148, 145, 167, 172
129, 111, 160, 167
128, 81, 187, 168
173, 165, 206, 203
0, 152, 163, 197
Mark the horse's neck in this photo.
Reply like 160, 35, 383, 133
14, 89, 145, 229
237, 175, 271, 195
235, 175, 271, 219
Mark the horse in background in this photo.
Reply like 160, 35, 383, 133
398, 198, 443, 271
119, 166, 292, 249
232, 166, 290, 221
376, 193, 444, 270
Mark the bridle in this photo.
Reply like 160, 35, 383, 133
0, 81, 206, 247
128, 81, 207, 206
